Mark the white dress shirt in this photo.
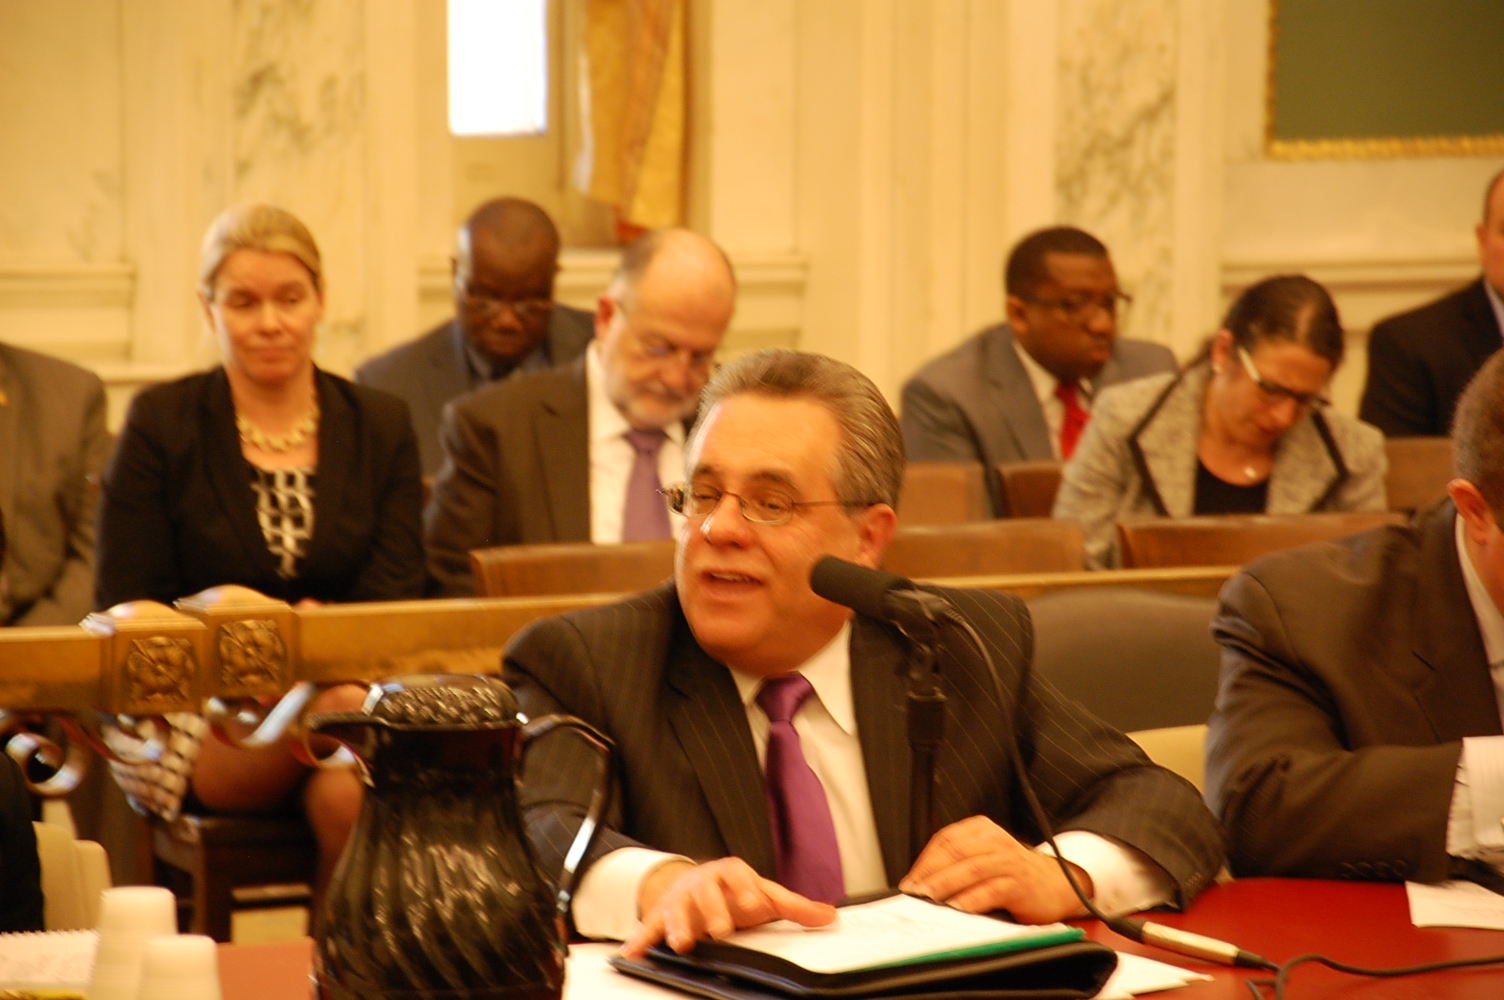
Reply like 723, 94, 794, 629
1447, 513, 1504, 862
571, 621, 1173, 941
585, 343, 686, 544
1012, 340, 1094, 460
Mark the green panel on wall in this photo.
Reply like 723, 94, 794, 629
1271, 0, 1504, 150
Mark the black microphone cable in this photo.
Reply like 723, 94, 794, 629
939, 610, 1504, 998
937, 611, 1277, 972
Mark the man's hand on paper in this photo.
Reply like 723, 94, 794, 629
899, 815, 1094, 923
622, 857, 837, 958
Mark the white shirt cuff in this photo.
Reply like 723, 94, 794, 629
1449, 736, 1504, 859
1040, 831, 1175, 916
569, 847, 690, 942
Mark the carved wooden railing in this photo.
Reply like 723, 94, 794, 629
0, 586, 617, 796
0, 567, 1234, 797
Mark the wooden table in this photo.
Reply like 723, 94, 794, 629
218, 879, 1504, 999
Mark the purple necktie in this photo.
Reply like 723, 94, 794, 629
757, 674, 845, 902
622, 428, 671, 541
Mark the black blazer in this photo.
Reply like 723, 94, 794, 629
1360, 279, 1502, 437
96, 367, 425, 608
504, 582, 1223, 909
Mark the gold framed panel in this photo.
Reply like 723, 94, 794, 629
1265, 0, 1504, 161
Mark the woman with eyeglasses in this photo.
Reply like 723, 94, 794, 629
96, 203, 425, 896
1053, 273, 1386, 568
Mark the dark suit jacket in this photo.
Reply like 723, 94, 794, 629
0, 754, 42, 931
1359, 279, 1502, 437
1206, 501, 1496, 882
355, 307, 594, 474
504, 582, 1223, 910
423, 360, 591, 596
0, 343, 111, 625
900, 324, 1177, 514
96, 368, 425, 608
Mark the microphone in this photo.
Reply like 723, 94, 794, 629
809, 556, 960, 629
812, 556, 1276, 973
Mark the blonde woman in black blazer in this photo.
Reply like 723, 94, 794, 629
96, 204, 424, 894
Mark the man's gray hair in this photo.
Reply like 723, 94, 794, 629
692, 349, 904, 507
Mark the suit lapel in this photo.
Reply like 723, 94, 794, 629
431, 322, 475, 412
987, 329, 1054, 460
1410, 503, 1504, 739
535, 365, 591, 540
1460, 280, 1504, 363
301, 373, 356, 581
850, 618, 914, 884
663, 633, 777, 875
1130, 369, 1203, 517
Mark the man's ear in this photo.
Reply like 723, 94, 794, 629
1209, 329, 1235, 372
594, 294, 616, 341
855, 503, 899, 568
1004, 295, 1029, 334
1449, 478, 1495, 540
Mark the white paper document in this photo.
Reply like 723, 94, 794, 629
1407, 878, 1504, 930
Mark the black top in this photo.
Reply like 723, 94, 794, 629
1194, 460, 1268, 514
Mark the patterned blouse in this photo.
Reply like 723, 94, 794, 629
250, 466, 315, 579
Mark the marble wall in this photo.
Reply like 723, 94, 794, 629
1, 0, 1495, 424
1057, 0, 1180, 350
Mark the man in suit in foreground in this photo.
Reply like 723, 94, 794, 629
1359, 167, 1504, 437
505, 349, 1222, 955
1209, 350, 1504, 883
900, 226, 1175, 515
424, 227, 736, 595
356, 197, 594, 474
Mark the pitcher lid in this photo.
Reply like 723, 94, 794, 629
362, 673, 521, 730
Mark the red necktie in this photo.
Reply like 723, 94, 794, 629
758, 674, 844, 902
1055, 382, 1088, 459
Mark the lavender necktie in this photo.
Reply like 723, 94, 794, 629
622, 428, 671, 541
757, 673, 845, 902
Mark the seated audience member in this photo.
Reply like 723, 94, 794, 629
0, 340, 110, 626
0, 513, 46, 932
96, 203, 425, 891
504, 349, 1223, 956
1208, 350, 1504, 884
425, 227, 736, 596
900, 226, 1175, 515
1052, 274, 1386, 568
1360, 167, 1504, 437
356, 197, 594, 474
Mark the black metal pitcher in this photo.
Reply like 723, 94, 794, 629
309, 673, 611, 999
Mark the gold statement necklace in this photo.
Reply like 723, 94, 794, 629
236, 398, 321, 453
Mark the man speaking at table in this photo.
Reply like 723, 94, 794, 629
1209, 350, 1504, 885
503, 349, 1222, 955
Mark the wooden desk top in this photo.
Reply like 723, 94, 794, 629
219, 879, 1504, 1000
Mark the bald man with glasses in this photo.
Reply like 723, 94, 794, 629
424, 227, 736, 596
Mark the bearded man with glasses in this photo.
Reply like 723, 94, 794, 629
900, 226, 1176, 516
356, 197, 595, 474
425, 227, 736, 595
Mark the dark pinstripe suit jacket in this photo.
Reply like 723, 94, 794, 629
503, 581, 1223, 908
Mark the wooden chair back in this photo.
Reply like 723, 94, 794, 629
898, 462, 990, 524
1383, 436, 1453, 513
469, 540, 676, 598
882, 519, 1085, 579
994, 460, 1063, 518
1116, 510, 1405, 569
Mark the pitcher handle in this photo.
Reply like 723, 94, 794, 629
519, 714, 614, 928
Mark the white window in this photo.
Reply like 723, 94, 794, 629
448, 0, 548, 137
